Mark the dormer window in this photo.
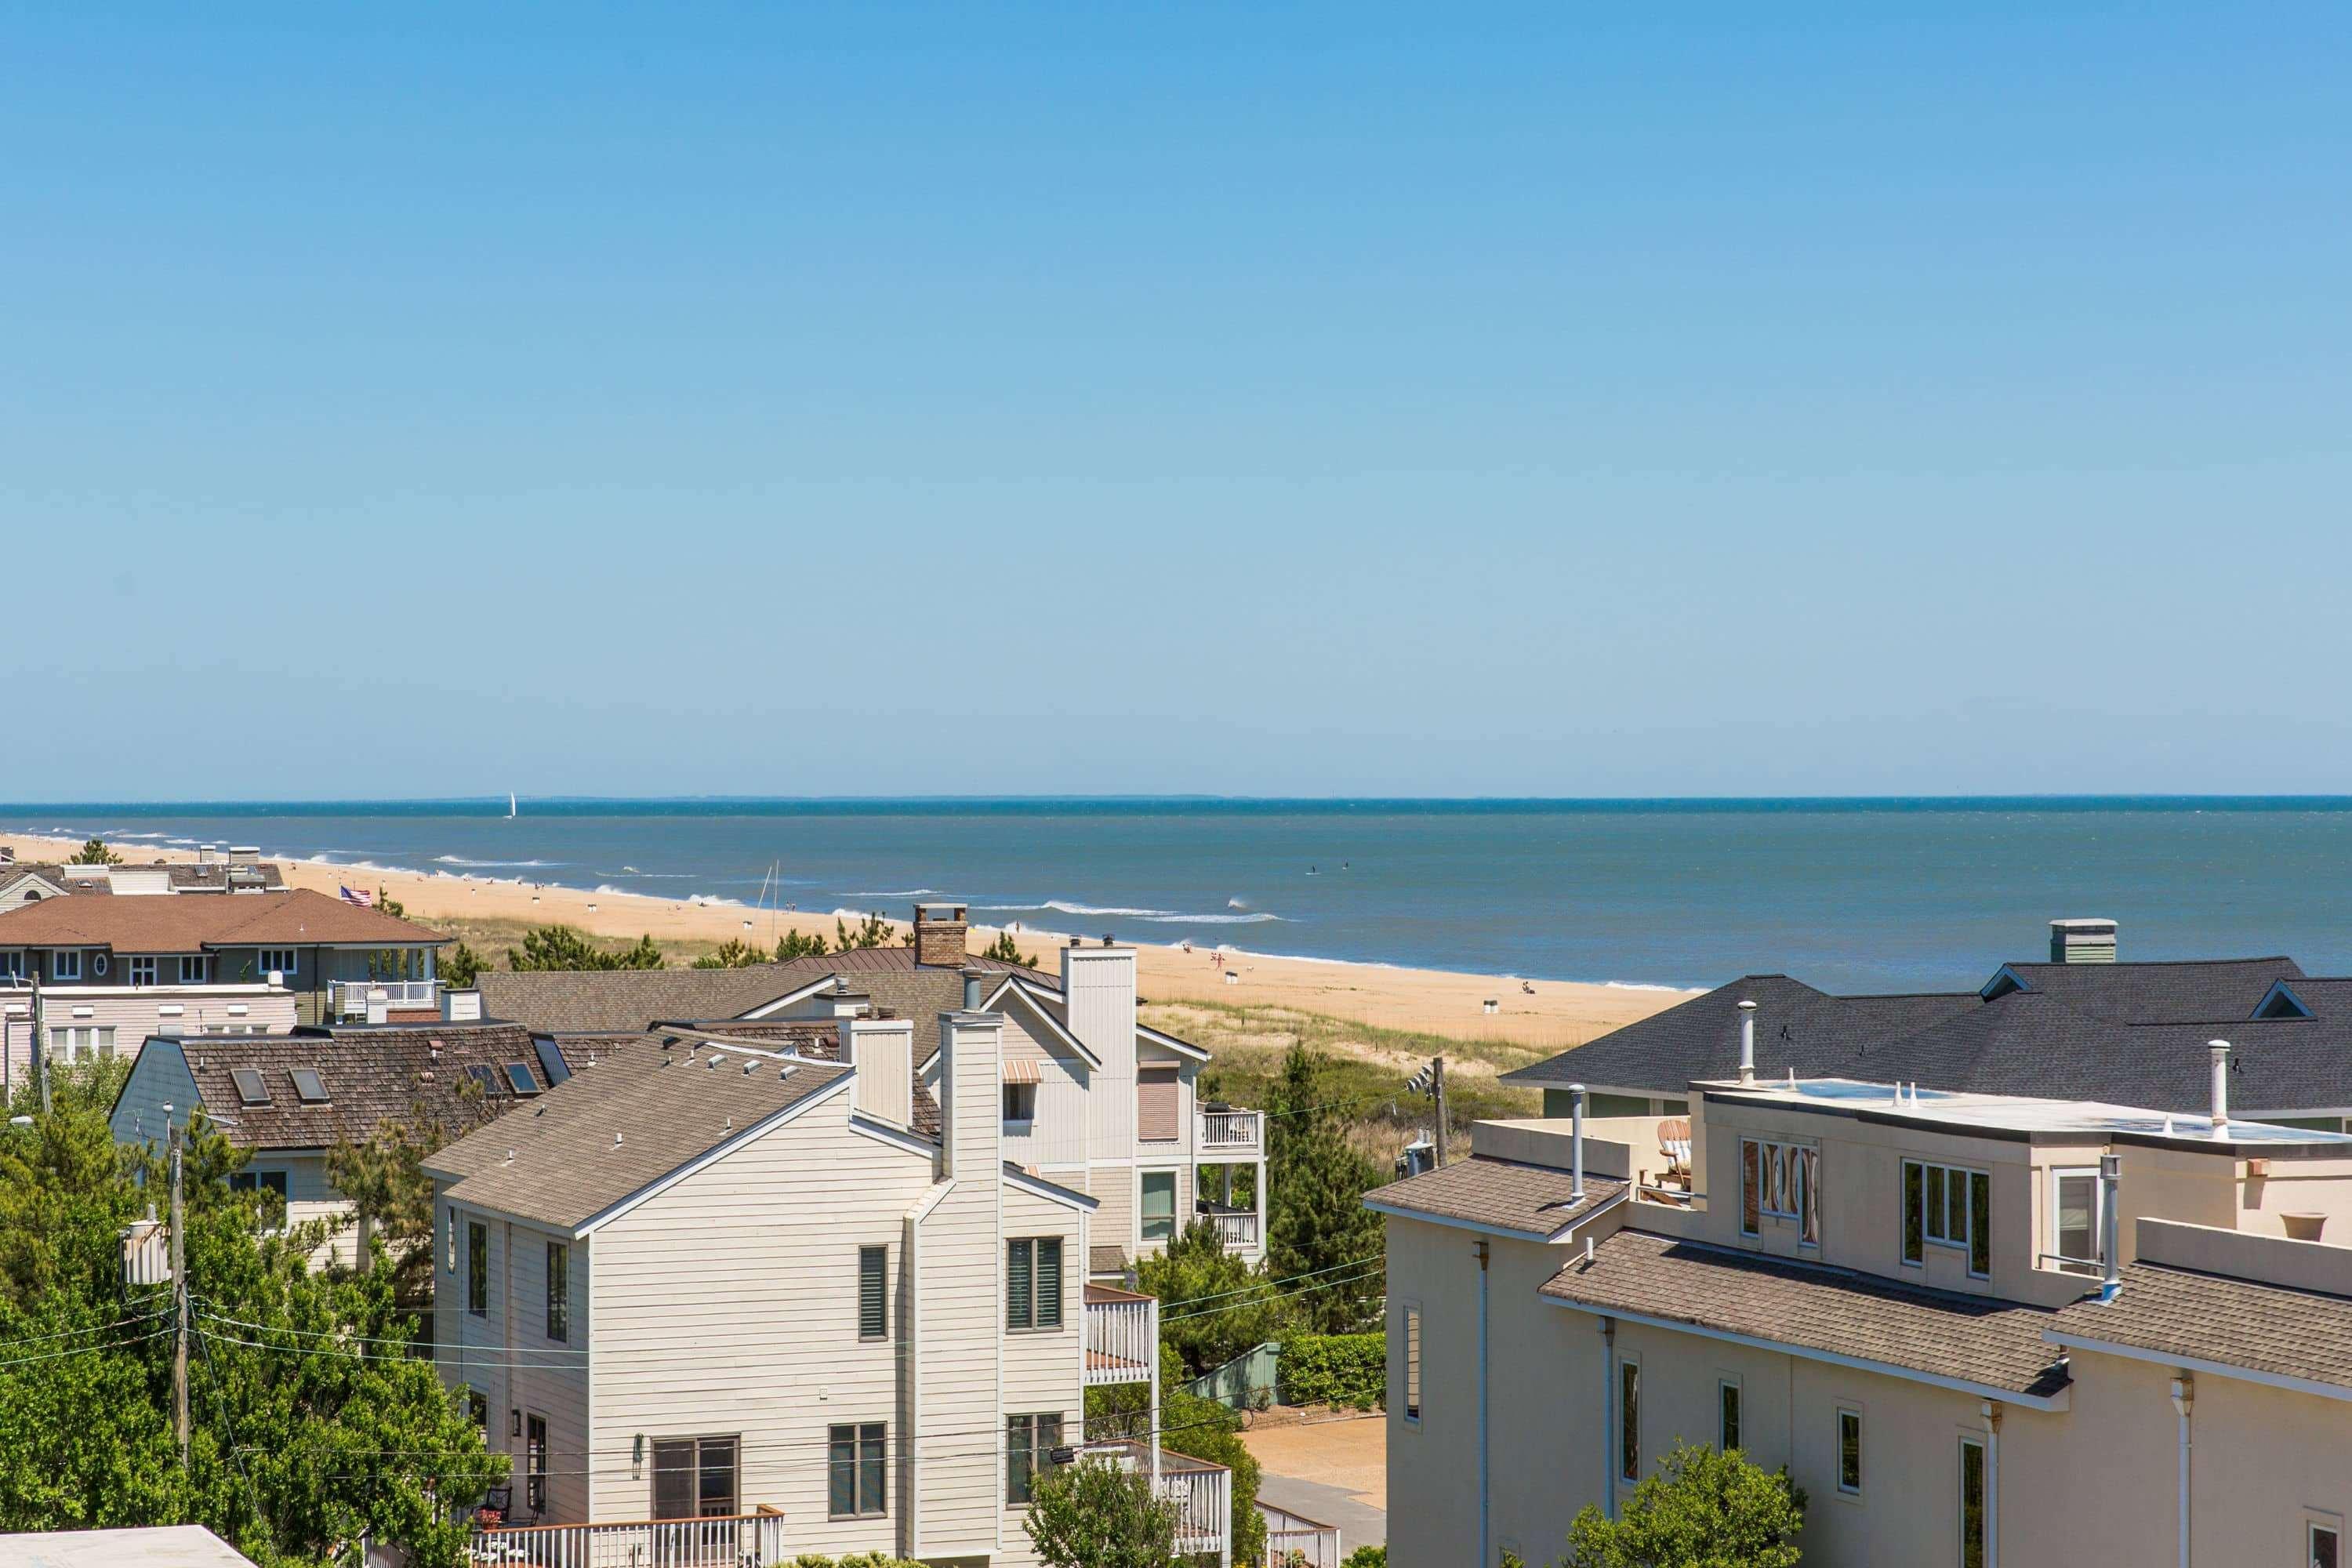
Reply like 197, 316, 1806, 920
50, 949, 81, 982
2255, 981, 2314, 1020
1903, 1159, 1991, 1278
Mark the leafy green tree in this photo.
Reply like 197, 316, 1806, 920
67, 837, 122, 866
691, 938, 769, 970
775, 929, 831, 961
982, 931, 1039, 968
1265, 1044, 1385, 1332
0, 1062, 503, 1564
1134, 1221, 1284, 1379
325, 1077, 495, 1305
1559, 1442, 1806, 1568
506, 925, 666, 971
1083, 1344, 1267, 1565
834, 913, 897, 952
1342, 1548, 1387, 1568
437, 940, 485, 991
1022, 1454, 1181, 1568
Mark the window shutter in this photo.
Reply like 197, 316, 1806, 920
858, 1247, 887, 1340
1007, 1238, 1033, 1329
1036, 1238, 1062, 1328
1138, 1067, 1180, 1142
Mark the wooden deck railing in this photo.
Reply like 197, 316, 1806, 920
469, 1507, 787, 1567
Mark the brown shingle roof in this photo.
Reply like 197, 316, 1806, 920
1364, 1157, 1626, 1239
1541, 1230, 2073, 1401
425, 1032, 855, 1232
474, 967, 827, 1034
0, 887, 444, 951
126, 1021, 546, 1151
2047, 1262, 2352, 1392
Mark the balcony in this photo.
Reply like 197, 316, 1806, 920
1198, 1199, 1260, 1254
1084, 1283, 1156, 1386
1074, 1442, 1231, 1561
331, 978, 442, 1020
468, 1508, 788, 1566
1198, 1105, 1263, 1156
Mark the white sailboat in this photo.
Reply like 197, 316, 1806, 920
507, 791, 517, 819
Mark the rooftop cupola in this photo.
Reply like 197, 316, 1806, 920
2049, 918, 2118, 964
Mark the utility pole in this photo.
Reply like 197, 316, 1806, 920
169, 1120, 188, 1468
1432, 1054, 1449, 1167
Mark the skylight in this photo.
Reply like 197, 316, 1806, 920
466, 1065, 501, 1097
289, 1068, 329, 1105
230, 1068, 270, 1106
504, 1062, 541, 1096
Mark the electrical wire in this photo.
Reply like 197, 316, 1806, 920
0, 1323, 171, 1370
0, 1306, 170, 1349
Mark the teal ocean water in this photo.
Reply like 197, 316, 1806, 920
7, 798, 2352, 993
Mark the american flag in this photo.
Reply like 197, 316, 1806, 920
339, 885, 376, 908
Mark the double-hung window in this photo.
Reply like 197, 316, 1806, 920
1007, 1238, 1064, 1330
178, 955, 209, 984
1903, 1159, 1991, 1276
466, 1221, 488, 1316
545, 1242, 569, 1342
1740, 1138, 1819, 1245
2048, 1167, 2102, 1275
50, 949, 81, 982
1140, 1171, 1177, 1243
1006, 1413, 1064, 1504
652, 1436, 739, 1521
128, 956, 158, 987
827, 1424, 886, 1518
858, 1246, 888, 1341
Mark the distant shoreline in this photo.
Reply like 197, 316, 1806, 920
0, 828, 1693, 1055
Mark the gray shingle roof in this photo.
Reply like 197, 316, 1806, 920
1364, 1157, 1626, 1239
1541, 1231, 2073, 1400
1507, 956, 2352, 1116
2048, 1262, 2352, 1392
426, 1032, 855, 1232
135, 1021, 546, 1152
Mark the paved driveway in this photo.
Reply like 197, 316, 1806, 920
1243, 1411, 1387, 1551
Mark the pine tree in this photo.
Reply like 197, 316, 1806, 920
1265, 1044, 1386, 1332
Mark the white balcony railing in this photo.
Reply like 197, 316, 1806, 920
1084, 1285, 1157, 1387
469, 1508, 788, 1567
1201, 1206, 1260, 1252
1261, 1501, 1345, 1566
332, 978, 441, 1018
1076, 1443, 1230, 1560
1198, 1108, 1263, 1151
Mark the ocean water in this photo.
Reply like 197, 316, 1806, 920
9, 798, 2352, 994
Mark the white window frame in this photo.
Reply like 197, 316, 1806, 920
2045, 1165, 2104, 1276
1835, 1405, 1863, 1497
1617, 1352, 1642, 1484
1138, 1168, 1178, 1245
128, 956, 158, 988
1904, 1157, 1992, 1279
1718, 1376, 1741, 1454
2310, 1515, 2343, 1568
1001, 1081, 1037, 1129
1959, 1434, 1988, 1568
1740, 1136, 1820, 1246
177, 955, 209, 984
50, 949, 81, 981
258, 948, 297, 979
0, 952, 20, 980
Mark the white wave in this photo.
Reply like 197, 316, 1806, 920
852, 888, 947, 899
1040, 900, 1177, 917
434, 855, 562, 868
1131, 911, 1284, 924
111, 832, 172, 840
1603, 979, 1694, 993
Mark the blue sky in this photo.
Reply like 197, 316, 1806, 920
6, 3, 2349, 798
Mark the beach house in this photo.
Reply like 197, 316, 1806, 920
107, 1018, 564, 1275
426, 994, 1232, 1566
1370, 1034, 2352, 1568
0, 888, 449, 1089
0, 844, 286, 913
1504, 920, 2352, 1132
475, 904, 1269, 1275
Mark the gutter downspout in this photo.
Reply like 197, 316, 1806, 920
1981, 1401, 2001, 1568
1476, 1238, 1490, 1568
903, 1179, 956, 1561
2171, 1374, 2194, 1568
1600, 1316, 1617, 1519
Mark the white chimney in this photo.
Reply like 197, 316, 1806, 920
1567, 1082, 1587, 1200
847, 1014, 915, 1129
2049, 918, 2118, 964
2209, 1040, 2230, 1134
1063, 940, 1138, 1148
935, 1007, 1003, 1180
1737, 999, 1758, 1084
2098, 1151, 2122, 1301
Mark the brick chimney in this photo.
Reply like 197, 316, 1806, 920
913, 903, 969, 968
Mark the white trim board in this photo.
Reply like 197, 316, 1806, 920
2044, 1329, 2352, 1405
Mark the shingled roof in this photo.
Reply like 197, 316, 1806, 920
425, 1033, 855, 1232
1542, 1230, 2074, 1403
2047, 1262, 2352, 1396
0, 887, 445, 952
1508, 954, 2352, 1116
119, 1021, 551, 1152
1365, 1157, 1626, 1240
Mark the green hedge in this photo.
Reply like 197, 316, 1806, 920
789, 1555, 923, 1567
1277, 1330, 1385, 1410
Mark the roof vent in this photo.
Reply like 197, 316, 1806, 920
2049, 918, 2118, 964
613, 1131, 624, 1148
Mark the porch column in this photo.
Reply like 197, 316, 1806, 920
1254, 1158, 1266, 1254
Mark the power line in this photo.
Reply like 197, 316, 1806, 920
0, 1306, 169, 1350
0, 1324, 171, 1370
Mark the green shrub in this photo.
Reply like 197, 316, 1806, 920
789, 1555, 925, 1567
1341, 1547, 1388, 1568
1277, 1330, 1386, 1409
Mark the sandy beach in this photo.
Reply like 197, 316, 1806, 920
1, 830, 1690, 1053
